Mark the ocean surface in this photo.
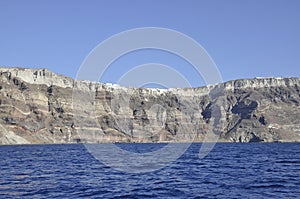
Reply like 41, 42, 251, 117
0, 143, 299, 198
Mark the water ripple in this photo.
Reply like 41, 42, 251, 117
0, 143, 299, 198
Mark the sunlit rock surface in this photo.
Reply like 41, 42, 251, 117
0, 67, 299, 144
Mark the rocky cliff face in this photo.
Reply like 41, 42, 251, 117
0, 67, 299, 144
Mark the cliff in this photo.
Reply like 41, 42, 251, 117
0, 67, 299, 144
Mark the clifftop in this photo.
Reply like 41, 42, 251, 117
1, 66, 299, 91
0, 67, 73, 88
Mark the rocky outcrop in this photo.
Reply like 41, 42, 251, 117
0, 67, 299, 144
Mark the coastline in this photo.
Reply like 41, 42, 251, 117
0, 67, 299, 145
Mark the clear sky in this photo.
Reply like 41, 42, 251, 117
0, 0, 299, 87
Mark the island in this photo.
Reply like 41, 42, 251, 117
0, 67, 299, 144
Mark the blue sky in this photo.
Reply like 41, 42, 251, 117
0, 0, 299, 87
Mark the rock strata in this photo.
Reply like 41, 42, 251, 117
0, 67, 299, 144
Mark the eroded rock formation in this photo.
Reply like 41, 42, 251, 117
0, 67, 299, 144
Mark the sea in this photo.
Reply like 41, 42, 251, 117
0, 143, 299, 198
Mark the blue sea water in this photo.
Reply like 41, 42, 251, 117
0, 143, 299, 198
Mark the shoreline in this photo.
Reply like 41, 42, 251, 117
1, 141, 299, 147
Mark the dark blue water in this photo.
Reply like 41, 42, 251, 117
0, 143, 299, 198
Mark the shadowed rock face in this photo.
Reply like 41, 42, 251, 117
0, 67, 299, 144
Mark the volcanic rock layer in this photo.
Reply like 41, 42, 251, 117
0, 67, 299, 144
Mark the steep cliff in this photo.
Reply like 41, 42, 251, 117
0, 67, 299, 144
